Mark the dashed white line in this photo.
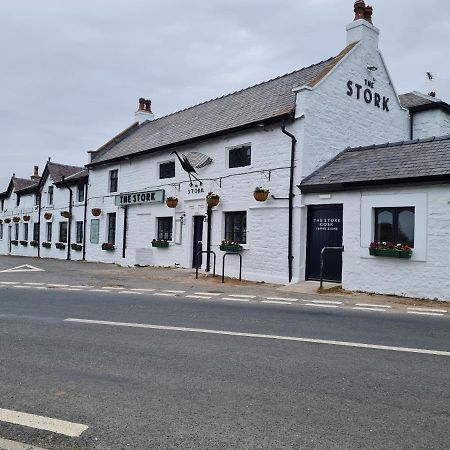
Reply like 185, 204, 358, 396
23, 282, 45, 286
60, 288, 81, 291
89, 289, 111, 293
186, 295, 212, 300
64, 318, 450, 357
221, 297, 250, 302
267, 297, 299, 302
304, 303, 340, 309
0, 407, 88, 437
407, 307, 448, 313
130, 288, 155, 292
118, 291, 142, 295
194, 292, 221, 296
163, 290, 186, 294
353, 307, 388, 312
13, 285, 33, 289
47, 284, 69, 287
101, 287, 123, 290
355, 304, 392, 309
228, 294, 256, 299
153, 292, 173, 296
0, 282, 19, 285
262, 300, 292, 305
310, 300, 343, 305
407, 311, 445, 317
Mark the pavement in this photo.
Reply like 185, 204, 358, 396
0, 255, 449, 449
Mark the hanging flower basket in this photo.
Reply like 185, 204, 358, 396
152, 239, 170, 248
0, 220, 2, 224
30, 240, 39, 247
369, 242, 412, 259
11, 240, 19, 246
219, 240, 243, 253
166, 197, 178, 208
253, 187, 270, 202
13, 217, 20, 223
71, 243, 83, 251
42, 242, 52, 248
44, 212, 52, 220
20, 240, 28, 246
101, 242, 115, 251
206, 192, 220, 207
61, 211, 72, 219
4, 218, 11, 224
55, 242, 66, 250
23, 215, 31, 222
91, 208, 102, 217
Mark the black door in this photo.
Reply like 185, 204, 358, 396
306, 205, 343, 282
192, 216, 204, 268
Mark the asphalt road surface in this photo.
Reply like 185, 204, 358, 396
0, 287, 449, 449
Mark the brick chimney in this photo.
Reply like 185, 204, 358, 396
347, 1, 379, 47
135, 97, 154, 124
30, 166, 41, 182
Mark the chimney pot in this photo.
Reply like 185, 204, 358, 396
145, 99, 152, 113
135, 97, 154, 124
364, 5, 373, 24
138, 98, 146, 111
34, 166, 39, 177
354, 0, 366, 21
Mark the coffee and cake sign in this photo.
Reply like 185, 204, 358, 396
347, 79, 390, 112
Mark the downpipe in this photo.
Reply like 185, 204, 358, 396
61, 176, 73, 261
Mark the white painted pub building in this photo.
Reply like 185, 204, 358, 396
1, 1, 450, 301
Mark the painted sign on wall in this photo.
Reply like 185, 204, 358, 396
115, 190, 165, 206
346, 79, 390, 111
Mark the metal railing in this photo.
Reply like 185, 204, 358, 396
195, 250, 217, 279
320, 246, 344, 289
222, 252, 242, 284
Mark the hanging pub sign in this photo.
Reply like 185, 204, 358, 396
115, 189, 165, 206
346, 79, 390, 112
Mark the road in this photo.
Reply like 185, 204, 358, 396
0, 284, 449, 449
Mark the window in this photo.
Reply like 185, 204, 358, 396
48, 186, 54, 205
157, 217, 173, 241
228, 145, 251, 168
107, 213, 116, 245
34, 193, 40, 206
374, 207, 415, 247
76, 221, 83, 244
59, 222, 68, 243
159, 161, 175, 179
33, 223, 39, 242
16, 195, 20, 207
109, 170, 118, 193
224, 211, 247, 244
1, 199, 4, 211
90, 219, 99, 244
0, 224, 3, 240
77, 185, 85, 203
23, 223, 29, 241
46, 222, 52, 242
14, 223, 19, 240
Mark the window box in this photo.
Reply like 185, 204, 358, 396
71, 243, 83, 251
30, 241, 39, 247
152, 239, 170, 248
11, 240, 18, 246
369, 243, 412, 259
101, 243, 115, 251
20, 240, 28, 246
219, 241, 243, 253
42, 242, 52, 248
55, 242, 66, 250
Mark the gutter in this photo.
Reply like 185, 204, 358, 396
61, 176, 73, 261
281, 119, 297, 284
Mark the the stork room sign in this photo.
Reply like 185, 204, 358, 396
115, 189, 165, 206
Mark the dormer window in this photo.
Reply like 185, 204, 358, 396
16, 195, 20, 207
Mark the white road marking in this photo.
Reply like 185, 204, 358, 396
70, 285, 92, 289
13, 285, 33, 289
0, 282, 19, 285
47, 284, 69, 288
185, 295, 212, 299
118, 291, 142, 295
355, 303, 392, 309
304, 303, 340, 309
228, 294, 256, 298
0, 437, 48, 450
0, 264, 45, 273
153, 293, 173, 296
309, 300, 343, 305
262, 300, 292, 305
0, 407, 88, 437
407, 307, 448, 313
267, 297, 299, 302
101, 287, 123, 290
130, 288, 155, 292
353, 307, 388, 312
194, 292, 221, 296
23, 282, 45, 286
163, 290, 186, 294
221, 297, 250, 302
407, 311, 445, 317
89, 289, 110, 293
64, 318, 450, 357
60, 288, 81, 291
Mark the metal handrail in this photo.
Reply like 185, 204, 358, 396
195, 250, 216, 279
222, 252, 242, 283
320, 246, 344, 289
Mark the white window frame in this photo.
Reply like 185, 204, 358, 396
157, 160, 176, 180
225, 143, 252, 170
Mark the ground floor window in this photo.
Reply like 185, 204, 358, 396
14, 223, 19, 241
23, 223, 29, 241
374, 207, 415, 247
224, 211, 247, 244
33, 223, 39, 242
59, 222, 68, 243
46, 222, 52, 242
157, 217, 173, 241
76, 221, 83, 244
107, 213, 116, 245
90, 219, 99, 244
0, 224, 3, 240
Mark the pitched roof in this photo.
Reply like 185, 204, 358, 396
399, 91, 440, 109
88, 57, 336, 167
46, 162, 86, 184
300, 134, 450, 192
13, 177, 37, 192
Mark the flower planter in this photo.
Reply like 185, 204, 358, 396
71, 243, 83, 251
44, 213, 52, 220
61, 211, 72, 219
4, 218, 11, 224
206, 193, 220, 207
13, 217, 20, 223
23, 215, 31, 222
30, 241, 39, 247
219, 244, 242, 253
0, 220, 3, 225
42, 242, 52, 248
55, 243, 66, 250
152, 241, 170, 248
253, 190, 269, 202
166, 198, 178, 208
101, 243, 115, 251
91, 208, 101, 217
11, 240, 18, 246
370, 248, 412, 259
20, 241, 28, 246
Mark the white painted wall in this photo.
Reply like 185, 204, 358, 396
413, 109, 450, 139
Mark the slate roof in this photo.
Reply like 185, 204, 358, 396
47, 162, 86, 184
13, 177, 37, 192
300, 134, 450, 192
88, 57, 337, 166
399, 91, 440, 109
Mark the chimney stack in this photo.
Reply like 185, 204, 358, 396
347, 1, 379, 47
31, 165, 41, 182
135, 97, 154, 124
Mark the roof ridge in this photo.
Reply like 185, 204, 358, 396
139, 57, 335, 128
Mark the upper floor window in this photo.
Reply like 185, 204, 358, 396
224, 211, 247, 244
1, 199, 4, 211
48, 186, 54, 205
34, 193, 40, 206
16, 195, 20, 207
159, 161, 175, 179
374, 207, 415, 247
77, 184, 85, 203
228, 144, 251, 169
109, 170, 118, 193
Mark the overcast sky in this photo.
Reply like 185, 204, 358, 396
0, 0, 448, 187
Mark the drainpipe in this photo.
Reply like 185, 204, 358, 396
82, 181, 88, 261
206, 205, 212, 272
61, 176, 73, 261
281, 119, 297, 283
37, 193, 41, 258
122, 205, 128, 259
410, 111, 415, 140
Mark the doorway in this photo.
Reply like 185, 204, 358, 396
192, 216, 204, 268
306, 205, 343, 282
